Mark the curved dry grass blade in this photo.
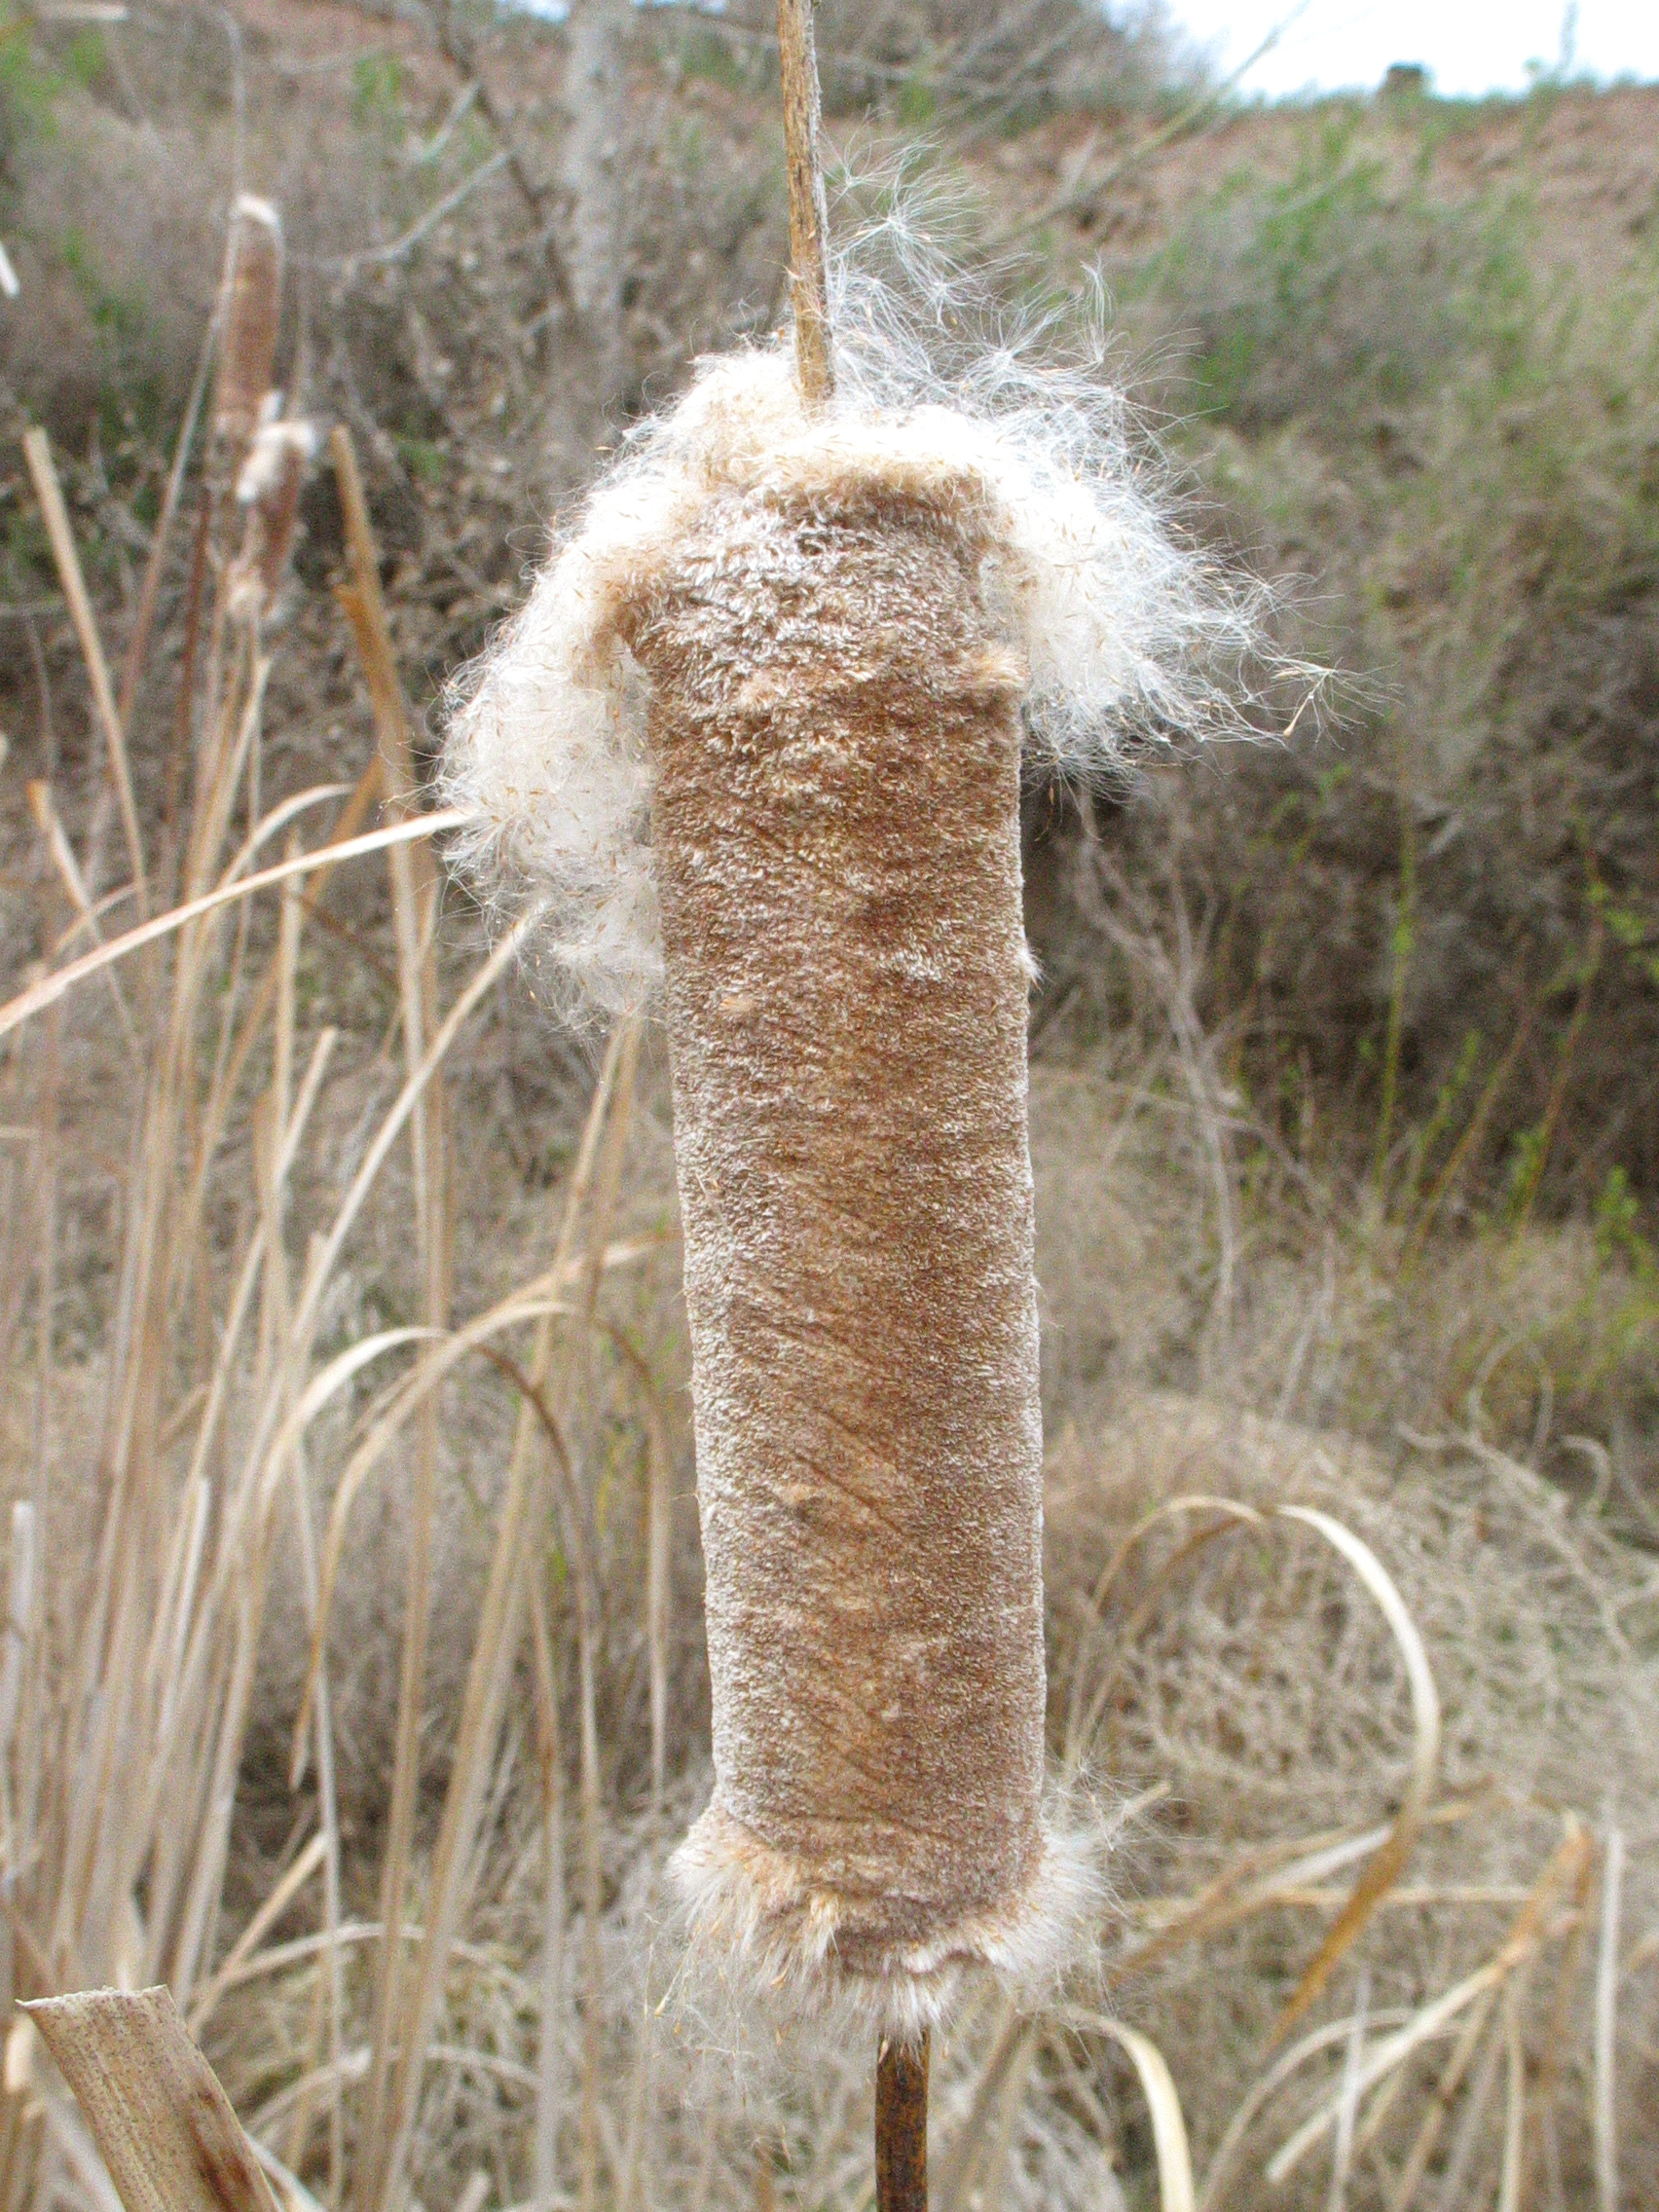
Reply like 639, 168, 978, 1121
1271, 1507, 1441, 2040
284, 1248, 658, 1704
275, 911, 535, 1368
289, 1288, 568, 1770
1064, 1495, 1263, 1770
1064, 2012, 1196, 2212
0, 811, 475, 1043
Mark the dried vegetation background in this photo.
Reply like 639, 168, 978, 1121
0, 3, 1656, 2209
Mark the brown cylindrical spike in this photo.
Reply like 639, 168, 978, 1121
213, 196, 282, 459
630, 476, 1051, 2022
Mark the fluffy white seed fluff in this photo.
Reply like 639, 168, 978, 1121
443, 216, 1293, 1019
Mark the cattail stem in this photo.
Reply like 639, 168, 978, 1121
875, 2033, 929, 2211
776, 0, 833, 404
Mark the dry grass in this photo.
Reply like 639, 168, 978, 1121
1, 15, 1656, 2212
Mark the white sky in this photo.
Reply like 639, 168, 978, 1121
1161, 1, 1659, 98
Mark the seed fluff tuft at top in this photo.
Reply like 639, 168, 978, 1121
441, 200, 1313, 1023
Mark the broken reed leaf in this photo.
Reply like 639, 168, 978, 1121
23, 1985, 279, 2212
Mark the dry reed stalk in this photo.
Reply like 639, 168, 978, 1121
874, 2034, 928, 2212
24, 782, 138, 1054
21, 429, 148, 915
327, 423, 454, 2211
528, 1554, 567, 2212
317, 1022, 639, 2212
1592, 1825, 1623, 2212
776, 0, 832, 404
117, 311, 217, 745
0, 221, 535, 2212
0, 171, 687, 2212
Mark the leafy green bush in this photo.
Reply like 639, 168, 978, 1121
1089, 93, 1659, 1219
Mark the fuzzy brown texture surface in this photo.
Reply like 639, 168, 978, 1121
213, 199, 281, 459
618, 474, 1063, 2021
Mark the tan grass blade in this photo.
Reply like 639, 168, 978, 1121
187, 1831, 328, 2036
23, 1985, 279, 2212
0, 1500, 37, 1763
600, 1324, 676, 1811
1383, 1988, 1495, 2212
0, 811, 474, 1043
530, 1553, 568, 2212
370, 1023, 640, 2212
289, 1292, 565, 1762
1198, 2010, 1414, 2212
21, 428, 147, 913
328, 424, 453, 2191
1593, 1825, 1623, 2212
1271, 1507, 1441, 2039
1497, 1986, 1525, 2212
155, 922, 534, 1966
25, 781, 138, 1052
1063, 2012, 1196, 2212
1271, 1822, 1595, 2186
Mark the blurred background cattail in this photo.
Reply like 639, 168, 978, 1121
211, 195, 282, 465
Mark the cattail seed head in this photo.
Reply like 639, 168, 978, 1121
445, 227, 1303, 2034
213, 196, 283, 461
229, 413, 316, 622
